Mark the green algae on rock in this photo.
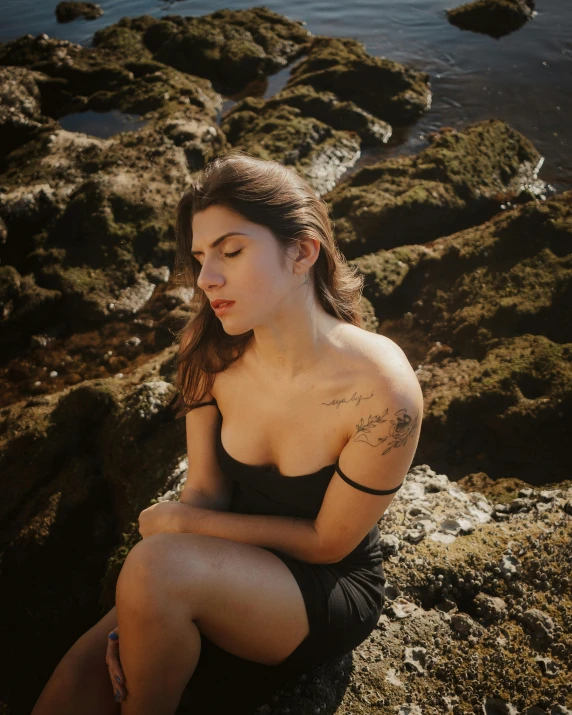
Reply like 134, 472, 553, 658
221, 98, 362, 196
285, 35, 432, 127
0, 66, 59, 163
351, 190, 572, 482
55, 1, 103, 23
414, 335, 572, 483
447, 0, 536, 39
327, 119, 546, 259
352, 189, 571, 355
92, 8, 312, 94
0, 34, 222, 119
219, 83, 393, 194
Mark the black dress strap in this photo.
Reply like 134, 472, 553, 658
335, 459, 403, 495
187, 398, 218, 411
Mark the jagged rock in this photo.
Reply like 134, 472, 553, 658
92, 8, 311, 93
328, 118, 545, 258
0, 66, 58, 161
285, 35, 431, 126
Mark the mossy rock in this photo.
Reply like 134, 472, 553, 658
327, 118, 545, 259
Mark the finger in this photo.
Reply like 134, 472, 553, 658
110, 672, 128, 703
107, 657, 128, 701
107, 628, 128, 701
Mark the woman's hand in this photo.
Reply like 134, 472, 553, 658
138, 500, 200, 539
106, 626, 127, 704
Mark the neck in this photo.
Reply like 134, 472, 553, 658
249, 305, 344, 381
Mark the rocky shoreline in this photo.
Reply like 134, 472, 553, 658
0, 6, 570, 714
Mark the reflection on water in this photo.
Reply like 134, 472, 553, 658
59, 109, 148, 138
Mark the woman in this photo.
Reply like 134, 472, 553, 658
32, 150, 423, 715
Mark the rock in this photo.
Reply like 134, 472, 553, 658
0, 265, 62, 345
473, 593, 508, 622
498, 554, 522, 577
447, 0, 535, 39
534, 655, 560, 677
55, 1, 104, 23
379, 533, 401, 554
403, 646, 427, 673
328, 118, 544, 258
0, 67, 58, 160
93, 8, 311, 93
286, 36, 431, 126
221, 96, 362, 196
521, 608, 555, 639
482, 697, 519, 715
351, 185, 572, 482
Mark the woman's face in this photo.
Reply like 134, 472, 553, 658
191, 204, 296, 334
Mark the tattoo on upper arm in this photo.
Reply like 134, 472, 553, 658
353, 408, 419, 455
322, 390, 420, 455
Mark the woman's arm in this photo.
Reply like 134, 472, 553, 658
139, 500, 325, 563
175, 504, 325, 563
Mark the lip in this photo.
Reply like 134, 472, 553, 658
211, 300, 235, 316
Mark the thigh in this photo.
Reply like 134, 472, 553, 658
118, 533, 310, 667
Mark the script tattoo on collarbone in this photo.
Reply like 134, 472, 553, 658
322, 391, 419, 456
321, 391, 374, 409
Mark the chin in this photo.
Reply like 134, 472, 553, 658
219, 318, 253, 336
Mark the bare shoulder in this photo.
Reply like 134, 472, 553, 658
339, 325, 422, 397
335, 327, 423, 448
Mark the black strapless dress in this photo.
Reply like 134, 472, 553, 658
200, 397, 387, 672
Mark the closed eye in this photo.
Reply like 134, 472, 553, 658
193, 248, 242, 266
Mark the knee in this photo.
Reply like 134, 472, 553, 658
116, 533, 198, 612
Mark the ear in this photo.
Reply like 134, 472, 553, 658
292, 233, 321, 274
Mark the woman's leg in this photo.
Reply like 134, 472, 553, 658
115, 532, 311, 715
31, 606, 120, 715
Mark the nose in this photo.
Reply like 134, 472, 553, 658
196, 260, 224, 293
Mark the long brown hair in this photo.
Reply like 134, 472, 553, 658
170, 149, 366, 419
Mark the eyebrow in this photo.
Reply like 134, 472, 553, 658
190, 232, 249, 256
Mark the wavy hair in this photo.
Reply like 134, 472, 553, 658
170, 149, 365, 419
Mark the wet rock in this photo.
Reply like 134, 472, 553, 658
0, 264, 62, 346
221, 97, 362, 196
93, 8, 311, 93
0, 66, 58, 161
286, 36, 431, 127
55, 1, 104, 23
447, 0, 535, 39
328, 118, 545, 258
0, 33, 222, 119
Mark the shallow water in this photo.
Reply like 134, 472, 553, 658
1, 0, 570, 190
58, 108, 148, 137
